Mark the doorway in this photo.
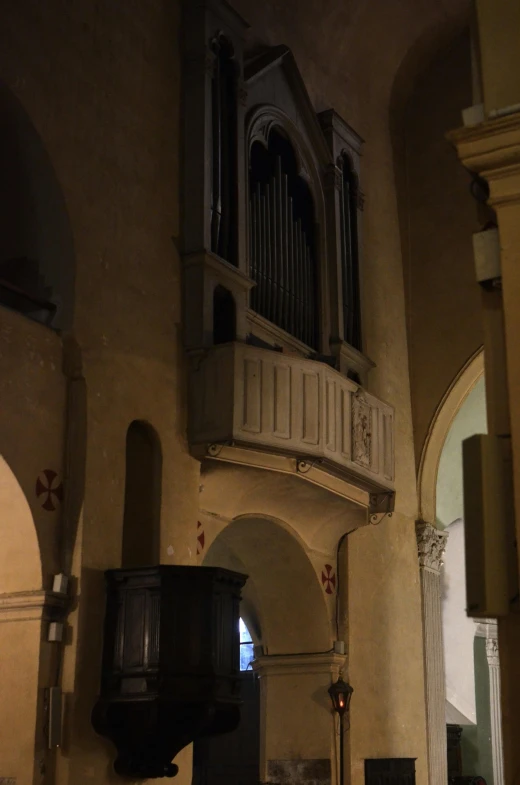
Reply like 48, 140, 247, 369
192, 618, 260, 785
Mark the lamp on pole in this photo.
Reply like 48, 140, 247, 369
328, 674, 353, 785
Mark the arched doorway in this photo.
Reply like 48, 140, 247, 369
419, 350, 502, 783
193, 515, 334, 785
436, 373, 502, 784
192, 614, 260, 785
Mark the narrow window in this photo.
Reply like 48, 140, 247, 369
340, 155, 361, 350
213, 285, 236, 344
211, 36, 238, 266
249, 130, 318, 349
239, 617, 254, 671
122, 421, 162, 568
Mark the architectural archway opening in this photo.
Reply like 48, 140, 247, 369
436, 373, 501, 784
0, 82, 75, 329
194, 515, 333, 785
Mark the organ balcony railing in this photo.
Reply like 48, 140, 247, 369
188, 341, 394, 495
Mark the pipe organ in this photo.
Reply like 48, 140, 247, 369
249, 145, 318, 350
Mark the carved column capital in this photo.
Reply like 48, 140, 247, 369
486, 636, 500, 667
416, 521, 448, 574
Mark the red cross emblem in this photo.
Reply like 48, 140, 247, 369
36, 469, 64, 512
197, 521, 205, 555
321, 564, 336, 595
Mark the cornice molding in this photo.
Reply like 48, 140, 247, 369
253, 651, 346, 677
447, 112, 520, 205
0, 590, 67, 623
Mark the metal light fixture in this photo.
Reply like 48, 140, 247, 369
328, 674, 353, 785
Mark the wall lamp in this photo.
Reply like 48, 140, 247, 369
328, 674, 353, 785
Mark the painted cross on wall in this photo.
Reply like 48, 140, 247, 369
35, 469, 63, 512
321, 564, 336, 595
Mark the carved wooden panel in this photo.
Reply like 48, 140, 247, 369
273, 363, 291, 438
242, 358, 262, 433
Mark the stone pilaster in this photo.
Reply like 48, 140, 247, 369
476, 620, 504, 785
416, 521, 448, 785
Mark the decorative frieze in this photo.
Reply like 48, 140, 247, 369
416, 521, 448, 574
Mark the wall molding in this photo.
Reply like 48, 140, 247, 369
0, 590, 66, 623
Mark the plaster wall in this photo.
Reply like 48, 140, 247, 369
0, 1, 200, 783
394, 31, 483, 469
436, 376, 487, 528
347, 517, 428, 785
0, 619, 42, 785
261, 670, 335, 762
442, 519, 477, 723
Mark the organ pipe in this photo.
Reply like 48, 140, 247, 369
250, 151, 318, 350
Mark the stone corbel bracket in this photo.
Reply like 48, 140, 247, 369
368, 491, 395, 525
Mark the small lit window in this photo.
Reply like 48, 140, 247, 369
239, 617, 254, 671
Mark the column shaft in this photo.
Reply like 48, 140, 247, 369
416, 522, 448, 785
486, 635, 504, 785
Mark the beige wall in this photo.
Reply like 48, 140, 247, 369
476, 0, 520, 115
347, 519, 428, 785
1, 1, 199, 783
394, 31, 483, 468
0, 619, 42, 785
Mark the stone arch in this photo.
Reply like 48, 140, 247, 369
390, 14, 470, 139
418, 348, 484, 525
0, 452, 42, 592
203, 515, 332, 654
0, 81, 75, 330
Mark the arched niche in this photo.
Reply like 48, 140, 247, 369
122, 420, 162, 568
203, 515, 331, 655
0, 453, 42, 592
0, 82, 75, 330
